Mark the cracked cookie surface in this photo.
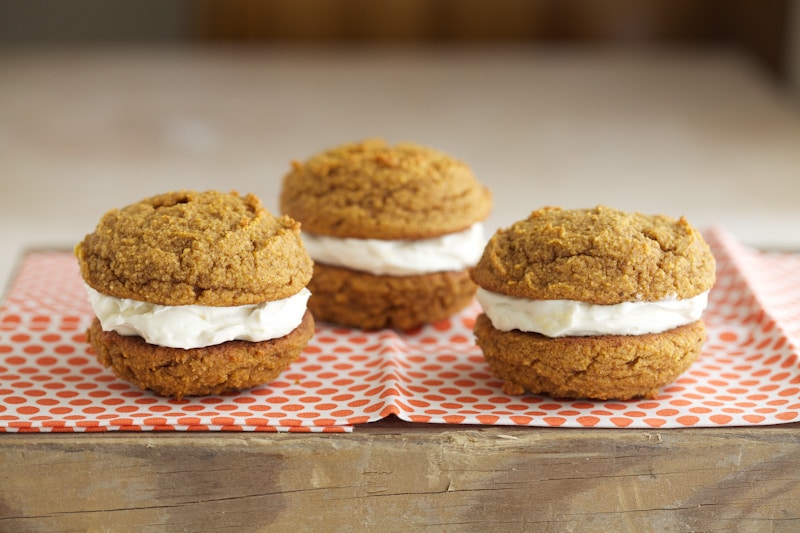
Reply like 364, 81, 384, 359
76, 190, 313, 306
470, 205, 715, 305
280, 138, 492, 240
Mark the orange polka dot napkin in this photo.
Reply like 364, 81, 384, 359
1, 227, 798, 432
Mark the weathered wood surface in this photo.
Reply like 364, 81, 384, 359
2, 418, 799, 532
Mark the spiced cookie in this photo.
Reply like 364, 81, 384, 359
76, 190, 314, 398
280, 139, 492, 330
471, 205, 716, 400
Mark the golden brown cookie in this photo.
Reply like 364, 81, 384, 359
470, 206, 715, 400
87, 311, 314, 399
76, 190, 313, 306
471, 205, 715, 305
77, 190, 315, 398
474, 314, 705, 400
280, 138, 492, 239
308, 264, 476, 331
280, 139, 492, 330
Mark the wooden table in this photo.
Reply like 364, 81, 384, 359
3, 418, 798, 531
1, 45, 799, 531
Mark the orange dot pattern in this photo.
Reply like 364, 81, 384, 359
1, 228, 799, 433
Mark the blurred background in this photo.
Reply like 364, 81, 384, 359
1, 1, 800, 285
2, 0, 798, 86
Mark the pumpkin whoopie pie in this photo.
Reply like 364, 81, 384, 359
280, 139, 492, 330
76, 190, 314, 398
471, 205, 716, 400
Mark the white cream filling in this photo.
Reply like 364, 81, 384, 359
86, 285, 310, 350
476, 288, 709, 337
301, 222, 486, 276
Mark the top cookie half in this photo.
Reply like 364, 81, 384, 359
280, 139, 493, 240
470, 206, 716, 305
76, 190, 313, 306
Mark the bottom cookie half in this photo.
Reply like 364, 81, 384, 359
308, 263, 477, 330
474, 314, 706, 400
87, 310, 315, 399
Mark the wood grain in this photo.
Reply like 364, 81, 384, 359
2, 419, 799, 531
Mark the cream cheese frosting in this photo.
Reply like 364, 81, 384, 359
476, 288, 709, 337
86, 285, 311, 350
301, 222, 485, 276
